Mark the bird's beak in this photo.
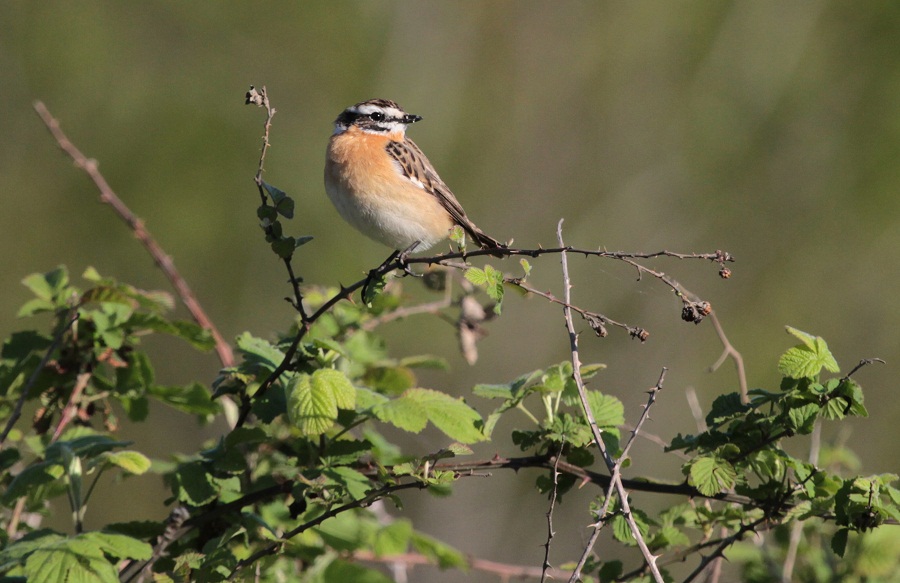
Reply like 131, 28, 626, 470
403, 113, 422, 124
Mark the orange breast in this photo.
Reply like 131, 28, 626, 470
325, 128, 453, 250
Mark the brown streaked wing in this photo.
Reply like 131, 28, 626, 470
385, 138, 472, 230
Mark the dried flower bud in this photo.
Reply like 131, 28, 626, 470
587, 314, 608, 338
631, 327, 650, 342
245, 86, 264, 106
719, 267, 732, 279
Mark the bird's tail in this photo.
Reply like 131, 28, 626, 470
464, 222, 507, 255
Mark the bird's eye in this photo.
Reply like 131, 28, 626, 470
369, 112, 385, 122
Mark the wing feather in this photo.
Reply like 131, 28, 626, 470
385, 138, 503, 249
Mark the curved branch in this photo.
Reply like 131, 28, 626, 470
32, 101, 234, 369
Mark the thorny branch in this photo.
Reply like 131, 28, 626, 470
32, 101, 235, 370
541, 442, 564, 583
557, 220, 664, 583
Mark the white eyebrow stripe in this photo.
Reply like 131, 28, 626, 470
352, 104, 406, 120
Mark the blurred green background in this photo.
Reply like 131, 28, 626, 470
2, 1, 899, 580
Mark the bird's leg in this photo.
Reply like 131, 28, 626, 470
362, 242, 424, 303
397, 241, 423, 278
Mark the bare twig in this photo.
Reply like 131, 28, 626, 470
541, 442, 564, 583
842, 358, 885, 381
32, 101, 234, 369
51, 369, 92, 442
708, 311, 748, 403
556, 219, 663, 583
685, 387, 707, 432
353, 549, 568, 580
782, 419, 822, 582
360, 279, 454, 332
0, 310, 79, 445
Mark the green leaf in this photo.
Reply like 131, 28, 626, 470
171, 461, 217, 505
125, 314, 215, 351
372, 397, 428, 433
373, 519, 413, 557
286, 369, 356, 436
409, 531, 467, 569
831, 528, 849, 557
3, 461, 64, 503
611, 508, 651, 546
21, 267, 69, 302
785, 326, 817, 349
287, 374, 337, 436
82, 531, 152, 560
448, 225, 466, 248
18, 532, 150, 583
586, 392, 624, 428
262, 182, 295, 219
100, 451, 151, 475
235, 332, 286, 376
519, 258, 532, 277
147, 382, 221, 418
705, 392, 750, 426
322, 560, 394, 583
323, 466, 372, 500
482, 264, 505, 313
464, 267, 487, 286
403, 388, 485, 444
271, 236, 296, 259
688, 456, 737, 496
778, 327, 840, 379
786, 403, 820, 434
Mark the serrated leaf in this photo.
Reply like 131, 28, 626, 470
586, 392, 624, 427
172, 461, 217, 505
20, 532, 151, 583
82, 531, 152, 560
706, 392, 749, 425
611, 510, 650, 547
785, 326, 817, 349
315, 369, 357, 410
404, 388, 485, 444
235, 333, 286, 375
787, 403, 820, 434
464, 267, 487, 286
287, 374, 337, 436
323, 466, 372, 500
286, 369, 356, 435
688, 456, 737, 496
778, 328, 839, 379
372, 397, 428, 433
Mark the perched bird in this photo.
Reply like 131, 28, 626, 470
324, 99, 504, 256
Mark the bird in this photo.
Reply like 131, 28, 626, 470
324, 99, 505, 258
